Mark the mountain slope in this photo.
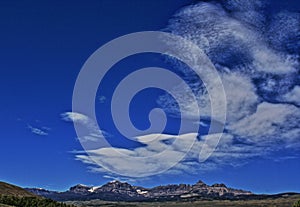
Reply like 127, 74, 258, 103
0, 181, 76, 207
0, 182, 36, 197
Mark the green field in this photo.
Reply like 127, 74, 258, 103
66, 194, 300, 207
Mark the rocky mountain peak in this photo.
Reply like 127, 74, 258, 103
96, 180, 137, 196
69, 184, 91, 194
109, 180, 123, 184
211, 183, 227, 188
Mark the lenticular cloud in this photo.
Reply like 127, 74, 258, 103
159, 0, 300, 152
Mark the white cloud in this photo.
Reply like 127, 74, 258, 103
75, 131, 270, 178
70, 107, 297, 177
61, 112, 89, 124
219, 72, 259, 122
155, 0, 300, 175
161, 2, 300, 139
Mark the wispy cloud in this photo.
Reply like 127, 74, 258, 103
61, 112, 111, 143
74, 132, 267, 178
158, 0, 300, 162
27, 124, 49, 136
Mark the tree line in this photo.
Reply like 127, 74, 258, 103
0, 195, 76, 207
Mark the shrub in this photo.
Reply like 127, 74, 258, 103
293, 199, 300, 207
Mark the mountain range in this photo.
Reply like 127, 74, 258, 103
26, 180, 253, 202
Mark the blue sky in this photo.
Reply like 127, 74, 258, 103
0, 0, 300, 194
